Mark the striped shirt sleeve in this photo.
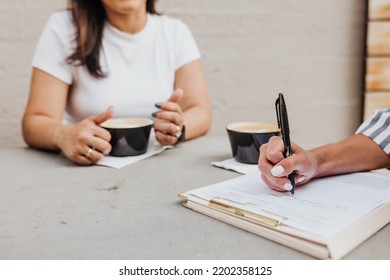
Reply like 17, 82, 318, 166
356, 107, 390, 157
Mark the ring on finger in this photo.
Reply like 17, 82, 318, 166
85, 147, 94, 159
174, 125, 182, 138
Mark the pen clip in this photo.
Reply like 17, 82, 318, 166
275, 95, 282, 130
275, 93, 291, 157
275, 93, 296, 195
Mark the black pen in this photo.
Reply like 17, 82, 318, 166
275, 93, 296, 195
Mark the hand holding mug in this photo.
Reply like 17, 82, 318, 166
152, 89, 185, 145
56, 107, 113, 165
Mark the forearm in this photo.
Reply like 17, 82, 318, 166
182, 105, 212, 140
22, 114, 64, 151
311, 134, 390, 178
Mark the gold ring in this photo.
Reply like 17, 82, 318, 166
85, 147, 94, 159
174, 125, 182, 138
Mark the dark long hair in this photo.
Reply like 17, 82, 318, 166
67, 0, 159, 78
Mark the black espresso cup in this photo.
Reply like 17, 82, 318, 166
227, 122, 281, 164
100, 118, 153, 157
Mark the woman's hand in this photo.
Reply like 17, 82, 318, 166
152, 89, 185, 145
56, 107, 114, 165
258, 136, 318, 192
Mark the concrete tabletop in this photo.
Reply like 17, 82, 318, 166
1, 134, 389, 260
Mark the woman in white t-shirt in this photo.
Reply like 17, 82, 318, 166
22, 0, 212, 165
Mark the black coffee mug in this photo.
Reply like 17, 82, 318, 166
227, 122, 281, 164
100, 118, 153, 157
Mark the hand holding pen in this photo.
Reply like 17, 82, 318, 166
258, 94, 316, 194
258, 93, 318, 194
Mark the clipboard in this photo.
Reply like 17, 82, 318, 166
179, 172, 390, 259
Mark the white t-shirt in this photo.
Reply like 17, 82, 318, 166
32, 10, 201, 123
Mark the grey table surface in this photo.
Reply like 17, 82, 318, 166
1, 134, 389, 260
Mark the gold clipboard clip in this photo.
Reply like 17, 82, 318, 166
209, 199, 282, 228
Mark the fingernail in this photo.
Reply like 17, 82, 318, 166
271, 165, 284, 177
154, 102, 162, 108
107, 105, 113, 111
283, 183, 293, 191
151, 112, 157, 118
297, 176, 306, 183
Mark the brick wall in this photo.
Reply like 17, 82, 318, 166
365, 0, 390, 119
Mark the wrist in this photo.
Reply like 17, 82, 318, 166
309, 144, 333, 178
52, 124, 67, 150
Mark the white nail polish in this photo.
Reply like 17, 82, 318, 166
271, 165, 284, 177
283, 183, 293, 191
297, 176, 306, 183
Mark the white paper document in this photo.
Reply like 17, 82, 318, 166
188, 172, 390, 238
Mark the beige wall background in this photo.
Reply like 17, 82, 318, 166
0, 0, 367, 149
